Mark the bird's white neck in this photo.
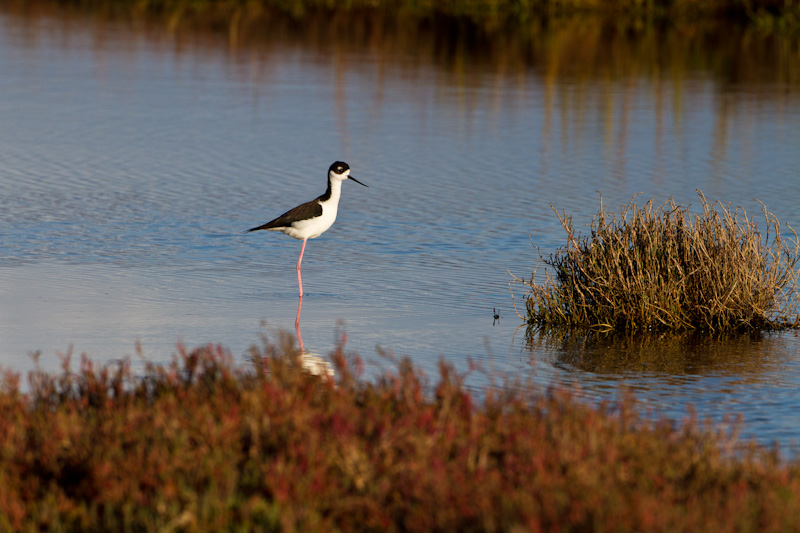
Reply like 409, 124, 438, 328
321, 176, 344, 205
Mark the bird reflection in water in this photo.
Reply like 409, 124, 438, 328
294, 296, 334, 379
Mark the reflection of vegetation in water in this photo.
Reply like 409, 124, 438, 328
6, 2, 799, 90
526, 327, 790, 376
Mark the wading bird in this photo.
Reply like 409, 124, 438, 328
247, 161, 368, 300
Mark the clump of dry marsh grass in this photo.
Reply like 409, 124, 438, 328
521, 191, 800, 333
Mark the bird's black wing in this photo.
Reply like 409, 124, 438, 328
247, 199, 323, 232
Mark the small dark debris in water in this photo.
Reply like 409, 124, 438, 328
493, 307, 500, 325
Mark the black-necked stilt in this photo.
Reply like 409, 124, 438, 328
247, 161, 367, 299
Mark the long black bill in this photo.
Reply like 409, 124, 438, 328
349, 176, 368, 188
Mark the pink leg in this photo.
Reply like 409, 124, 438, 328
297, 238, 307, 298
295, 296, 304, 352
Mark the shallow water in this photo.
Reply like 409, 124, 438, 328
1, 5, 799, 452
